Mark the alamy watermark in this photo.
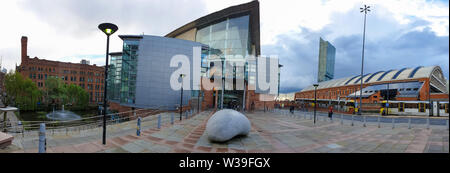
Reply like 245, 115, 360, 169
169, 47, 279, 101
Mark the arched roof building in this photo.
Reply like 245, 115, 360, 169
296, 66, 448, 103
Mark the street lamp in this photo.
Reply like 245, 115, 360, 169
429, 81, 432, 117
386, 82, 389, 116
98, 22, 118, 145
358, 5, 370, 115
313, 84, 319, 124
180, 74, 186, 121
220, 57, 225, 109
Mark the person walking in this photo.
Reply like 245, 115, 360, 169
328, 105, 333, 120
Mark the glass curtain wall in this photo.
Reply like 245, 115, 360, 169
107, 54, 122, 101
120, 40, 139, 104
195, 15, 251, 109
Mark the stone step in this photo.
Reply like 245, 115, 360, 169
0, 132, 14, 148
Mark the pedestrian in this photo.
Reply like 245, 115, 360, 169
328, 105, 333, 120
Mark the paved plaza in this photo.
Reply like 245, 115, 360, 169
1, 110, 448, 153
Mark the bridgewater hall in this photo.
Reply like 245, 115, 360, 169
108, 1, 281, 114
295, 66, 449, 116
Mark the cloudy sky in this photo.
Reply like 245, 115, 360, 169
0, 0, 448, 93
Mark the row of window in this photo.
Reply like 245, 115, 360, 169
90, 92, 104, 102
363, 88, 419, 94
26, 66, 102, 76
29, 73, 103, 83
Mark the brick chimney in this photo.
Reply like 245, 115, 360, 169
21, 36, 28, 63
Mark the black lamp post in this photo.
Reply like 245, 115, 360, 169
358, 5, 370, 115
180, 74, 185, 121
429, 81, 432, 117
98, 23, 118, 145
313, 84, 319, 124
220, 57, 225, 109
386, 82, 389, 116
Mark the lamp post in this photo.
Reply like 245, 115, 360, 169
220, 57, 225, 109
180, 74, 186, 121
387, 82, 390, 115
98, 23, 118, 145
313, 84, 319, 124
358, 5, 370, 115
429, 81, 432, 117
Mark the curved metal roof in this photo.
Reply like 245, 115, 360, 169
164, 0, 261, 55
300, 66, 447, 93
364, 71, 383, 83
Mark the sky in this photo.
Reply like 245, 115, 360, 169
0, 0, 448, 93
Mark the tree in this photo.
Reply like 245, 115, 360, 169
43, 77, 89, 110
4, 72, 42, 111
43, 76, 66, 106
64, 84, 89, 109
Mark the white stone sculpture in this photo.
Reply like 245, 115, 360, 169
205, 109, 251, 142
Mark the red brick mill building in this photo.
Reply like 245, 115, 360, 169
16, 36, 105, 104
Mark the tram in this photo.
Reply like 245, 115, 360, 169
296, 98, 449, 116
296, 99, 356, 114
380, 100, 448, 116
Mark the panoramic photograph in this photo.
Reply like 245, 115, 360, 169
0, 0, 448, 168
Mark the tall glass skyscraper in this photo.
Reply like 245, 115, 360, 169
318, 37, 336, 83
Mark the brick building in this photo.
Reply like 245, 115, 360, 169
16, 36, 105, 104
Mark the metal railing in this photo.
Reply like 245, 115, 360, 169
271, 108, 449, 130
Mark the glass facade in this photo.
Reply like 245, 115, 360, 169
196, 15, 251, 80
120, 39, 139, 104
318, 37, 335, 83
107, 54, 122, 101
195, 15, 251, 108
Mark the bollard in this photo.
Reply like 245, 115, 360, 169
446, 119, 449, 130
171, 113, 174, 125
340, 114, 343, 125
378, 116, 381, 128
157, 114, 161, 129
392, 118, 395, 129
351, 115, 354, 126
39, 123, 46, 153
136, 117, 141, 136
408, 117, 411, 129
363, 116, 366, 127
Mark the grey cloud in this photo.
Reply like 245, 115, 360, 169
18, 0, 209, 37
265, 19, 448, 94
